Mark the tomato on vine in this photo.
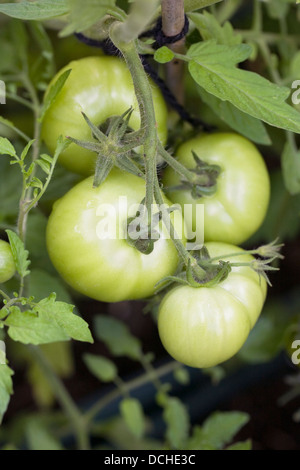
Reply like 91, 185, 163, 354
162, 133, 271, 245
41, 56, 168, 176
46, 169, 185, 303
158, 241, 268, 369
0, 240, 16, 284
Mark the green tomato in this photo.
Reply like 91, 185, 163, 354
41, 56, 168, 176
158, 241, 267, 369
162, 133, 270, 245
46, 169, 185, 303
0, 240, 16, 284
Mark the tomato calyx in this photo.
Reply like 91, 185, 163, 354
155, 246, 232, 292
67, 109, 145, 187
165, 151, 221, 199
155, 239, 284, 293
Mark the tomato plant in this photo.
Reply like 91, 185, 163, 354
0, 0, 300, 453
0, 240, 16, 284
158, 241, 267, 369
162, 133, 271, 245
41, 56, 169, 175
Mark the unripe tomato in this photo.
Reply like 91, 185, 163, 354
162, 133, 270, 245
0, 240, 16, 284
158, 242, 267, 368
46, 169, 185, 302
41, 56, 168, 175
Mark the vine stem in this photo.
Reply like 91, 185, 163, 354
84, 359, 181, 425
29, 345, 90, 450
109, 27, 158, 223
17, 74, 42, 244
110, 21, 206, 279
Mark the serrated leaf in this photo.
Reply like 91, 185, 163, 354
154, 46, 175, 64
34, 294, 93, 344
0, 0, 69, 20
94, 315, 142, 360
40, 69, 71, 122
198, 86, 271, 145
60, 0, 117, 37
281, 140, 300, 195
184, 0, 222, 12
187, 40, 300, 134
83, 354, 117, 382
0, 364, 14, 423
0, 137, 16, 157
6, 230, 31, 279
163, 397, 190, 449
120, 398, 146, 439
5, 306, 70, 345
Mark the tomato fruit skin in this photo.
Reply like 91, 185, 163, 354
46, 169, 185, 303
162, 133, 270, 245
41, 56, 168, 176
0, 240, 16, 284
158, 241, 267, 369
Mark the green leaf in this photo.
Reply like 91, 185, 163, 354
163, 396, 190, 449
6, 230, 31, 279
198, 87, 271, 145
189, 11, 242, 46
60, 0, 117, 37
0, 364, 14, 423
33, 294, 93, 344
0, 137, 17, 157
5, 306, 70, 345
83, 354, 118, 382
281, 140, 300, 195
120, 398, 146, 439
94, 315, 142, 360
187, 411, 249, 450
154, 46, 175, 64
184, 0, 222, 12
187, 40, 300, 134
0, 0, 69, 20
39, 69, 71, 123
